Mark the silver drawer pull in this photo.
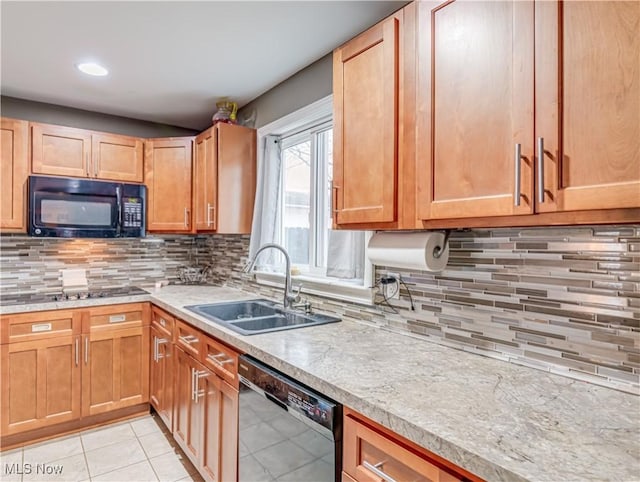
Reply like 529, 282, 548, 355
179, 335, 198, 344
363, 461, 397, 482
207, 353, 233, 366
159, 318, 166, 326
31, 323, 52, 332
109, 314, 126, 323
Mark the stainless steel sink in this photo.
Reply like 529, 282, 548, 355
190, 299, 280, 321
185, 299, 341, 335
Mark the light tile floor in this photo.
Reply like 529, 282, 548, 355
0, 414, 204, 482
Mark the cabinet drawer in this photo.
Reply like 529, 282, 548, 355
174, 319, 202, 358
0, 310, 81, 344
85, 303, 148, 332
151, 306, 174, 337
202, 335, 239, 388
344, 410, 472, 482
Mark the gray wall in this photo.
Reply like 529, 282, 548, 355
238, 54, 333, 129
1, 96, 197, 138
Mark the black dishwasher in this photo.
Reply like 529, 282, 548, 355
238, 355, 342, 482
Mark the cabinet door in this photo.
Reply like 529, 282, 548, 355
145, 138, 193, 232
216, 123, 256, 233
201, 374, 238, 482
194, 128, 218, 231
416, 0, 534, 220
535, 1, 640, 212
92, 133, 144, 183
82, 326, 150, 416
150, 325, 173, 430
344, 413, 463, 482
1, 335, 81, 436
333, 13, 401, 225
173, 347, 204, 467
31, 123, 91, 178
1, 118, 29, 232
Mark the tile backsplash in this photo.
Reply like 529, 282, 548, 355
0, 235, 205, 294
204, 227, 640, 395
1, 225, 638, 394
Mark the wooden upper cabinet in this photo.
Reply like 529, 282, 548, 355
194, 128, 218, 231
145, 137, 194, 232
92, 133, 143, 182
333, 10, 404, 227
535, 0, 640, 212
1, 118, 29, 232
31, 123, 92, 178
31, 122, 144, 183
216, 123, 256, 233
194, 123, 256, 233
417, 0, 535, 221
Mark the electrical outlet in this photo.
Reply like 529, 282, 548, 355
383, 272, 400, 300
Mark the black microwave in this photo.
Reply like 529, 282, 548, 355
28, 175, 146, 238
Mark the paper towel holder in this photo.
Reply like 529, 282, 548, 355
432, 230, 451, 259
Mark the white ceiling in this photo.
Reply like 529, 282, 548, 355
1, 1, 404, 130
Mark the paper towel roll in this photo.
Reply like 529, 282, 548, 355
367, 231, 449, 272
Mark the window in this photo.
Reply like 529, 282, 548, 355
279, 122, 333, 276
252, 96, 373, 304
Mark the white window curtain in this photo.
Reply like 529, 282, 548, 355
326, 230, 366, 280
248, 135, 282, 268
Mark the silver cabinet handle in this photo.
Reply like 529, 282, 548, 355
514, 143, 522, 207
362, 461, 397, 482
84, 336, 89, 365
156, 338, 167, 361
537, 137, 545, 204
207, 203, 216, 227
331, 181, 339, 215
153, 336, 158, 363
75, 337, 79, 367
194, 370, 208, 403
207, 353, 233, 366
179, 334, 198, 344
190, 367, 196, 401
159, 317, 166, 327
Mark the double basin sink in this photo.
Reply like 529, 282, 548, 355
185, 299, 341, 335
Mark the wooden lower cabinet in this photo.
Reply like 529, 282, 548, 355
1, 334, 82, 436
343, 408, 482, 482
201, 372, 238, 482
150, 324, 173, 430
82, 304, 150, 417
173, 343, 239, 482
173, 346, 204, 463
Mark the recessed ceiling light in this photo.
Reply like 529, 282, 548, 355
76, 62, 108, 77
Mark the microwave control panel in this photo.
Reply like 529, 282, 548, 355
123, 198, 143, 228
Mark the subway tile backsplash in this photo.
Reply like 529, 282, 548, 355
1, 225, 638, 394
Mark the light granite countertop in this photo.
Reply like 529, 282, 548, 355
2, 285, 639, 481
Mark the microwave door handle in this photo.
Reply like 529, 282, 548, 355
116, 186, 123, 235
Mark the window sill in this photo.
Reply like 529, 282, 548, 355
253, 271, 374, 306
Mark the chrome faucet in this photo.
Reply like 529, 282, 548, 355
243, 243, 300, 309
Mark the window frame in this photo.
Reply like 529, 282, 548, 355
253, 95, 374, 305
